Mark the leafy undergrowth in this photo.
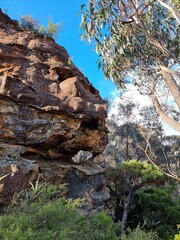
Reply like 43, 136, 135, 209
0, 182, 160, 240
0, 198, 119, 240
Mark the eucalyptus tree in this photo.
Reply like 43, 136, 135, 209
105, 99, 180, 180
81, 0, 180, 131
106, 100, 143, 161
107, 100, 163, 162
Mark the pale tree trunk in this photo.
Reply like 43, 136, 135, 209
120, 189, 133, 234
160, 66, 180, 77
151, 94, 180, 132
126, 124, 129, 160
157, 0, 180, 25
160, 66, 180, 110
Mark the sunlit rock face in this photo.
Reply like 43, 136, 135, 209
0, 10, 108, 206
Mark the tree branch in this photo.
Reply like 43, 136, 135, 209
151, 92, 180, 131
0, 173, 11, 181
120, 188, 133, 234
129, 0, 180, 63
138, 127, 180, 181
160, 65, 180, 77
157, 0, 180, 25
160, 67, 180, 110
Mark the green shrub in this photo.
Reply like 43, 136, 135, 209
20, 15, 61, 39
0, 182, 162, 240
174, 233, 180, 240
0, 208, 161, 240
130, 185, 180, 239
0, 183, 119, 240
120, 227, 160, 240
0, 199, 119, 240
20, 15, 40, 32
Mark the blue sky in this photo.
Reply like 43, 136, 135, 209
0, 0, 117, 99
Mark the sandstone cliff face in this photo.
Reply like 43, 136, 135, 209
0, 10, 108, 206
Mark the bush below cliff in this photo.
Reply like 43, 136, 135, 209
0, 183, 160, 240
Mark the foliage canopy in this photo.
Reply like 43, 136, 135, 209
81, 0, 180, 131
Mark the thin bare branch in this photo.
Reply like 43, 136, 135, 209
0, 173, 11, 181
138, 127, 180, 181
151, 93, 180, 131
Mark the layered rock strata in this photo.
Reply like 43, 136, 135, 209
0, 10, 108, 206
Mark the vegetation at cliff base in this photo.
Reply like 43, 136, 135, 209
108, 160, 180, 239
0, 182, 159, 240
0, 168, 179, 240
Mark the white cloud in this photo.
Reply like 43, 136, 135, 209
108, 84, 151, 118
108, 84, 179, 136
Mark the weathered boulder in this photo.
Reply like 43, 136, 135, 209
0, 10, 108, 206
71, 150, 93, 163
37, 159, 110, 209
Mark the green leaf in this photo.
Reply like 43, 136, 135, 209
80, 4, 86, 10
85, 22, 89, 34
101, 8, 106, 19
96, 44, 100, 54
98, 61, 102, 69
